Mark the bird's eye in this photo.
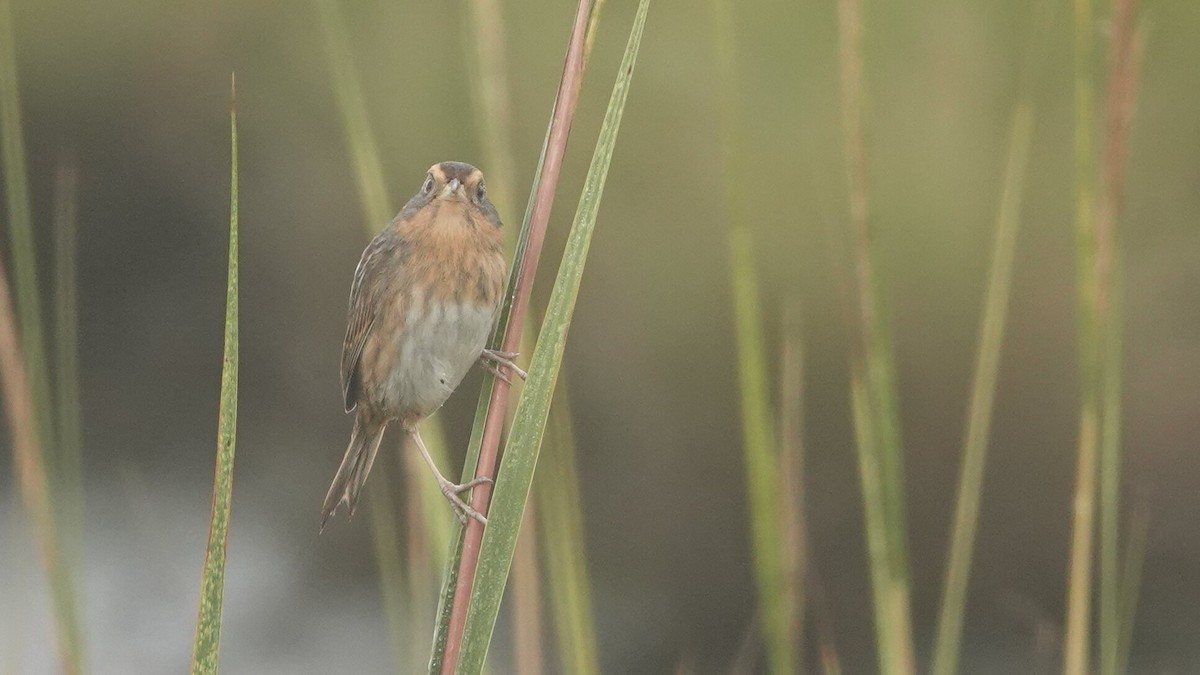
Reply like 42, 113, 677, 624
421, 175, 435, 195
475, 181, 486, 201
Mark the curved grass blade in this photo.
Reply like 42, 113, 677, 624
452, 3, 649, 670
189, 76, 240, 675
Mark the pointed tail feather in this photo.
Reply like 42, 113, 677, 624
320, 413, 387, 530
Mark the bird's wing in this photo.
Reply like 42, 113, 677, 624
340, 233, 399, 412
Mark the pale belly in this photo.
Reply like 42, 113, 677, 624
380, 300, 498, 421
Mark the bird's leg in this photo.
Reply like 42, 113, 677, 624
409, 427, 490, 525
480, 349, 527, 382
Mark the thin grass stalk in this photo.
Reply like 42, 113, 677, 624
189, 78, 240, 674
52, 160, 85, 571
930, 94, 1036, 675
535, 395, 599, 675
779, 303, 807, 672
0, 0, 55, 462
729, 225, 793, 675
313, 0, 389, 226
1062, 0, 1100, 665
931, 8, 1053, 669
838, 0, 909, 599
1096, 6, 1142, 674
1097, 259, 1124, 675
463, 0, 518, 221
710, 0, 794, 670
451, 5, 648, 670
1063, 415, 1098, 675
0, 252, 84, 675
1097, 282, 1123, 675
1115, 498, 1147, 674
434, 0, 597, 669
847, 367, 900, 672
836, 0, 914, 669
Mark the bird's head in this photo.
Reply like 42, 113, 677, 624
400, 161, 500, 228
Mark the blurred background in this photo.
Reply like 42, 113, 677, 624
1, 0, 1198, 672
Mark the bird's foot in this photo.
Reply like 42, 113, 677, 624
480, 349, 527, 383
440, 476, 492, 525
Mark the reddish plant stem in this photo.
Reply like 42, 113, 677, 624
0, 256, 78, 673
1095, 0, 1138, 320
440, 0, 592, 670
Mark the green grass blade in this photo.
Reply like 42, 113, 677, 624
931, 8, 1053, 669
727, 228, 792, 675
313, 0, 389, 226
1115, 500, 1147, 674
835, 0, 914, 669
453, 3, 648, 669
711, 0, 796, 667
930, 100, 1034, 675
0, 0, 54, 460
535, 394, 599, 675
847, 366, 900, 672
778, 303, 807, 673
1097, 9, 1143, 674
189, 78, 240, 675
1063, 0, 1099, 668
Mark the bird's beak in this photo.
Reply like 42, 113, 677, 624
439, 178, 464, 200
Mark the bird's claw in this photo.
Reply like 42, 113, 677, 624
441, 477, 491, 525
480, 349, 528, 382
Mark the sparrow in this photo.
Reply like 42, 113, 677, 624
320, 161, 524, 529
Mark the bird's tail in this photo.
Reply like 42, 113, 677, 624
320, 412, 387, 530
